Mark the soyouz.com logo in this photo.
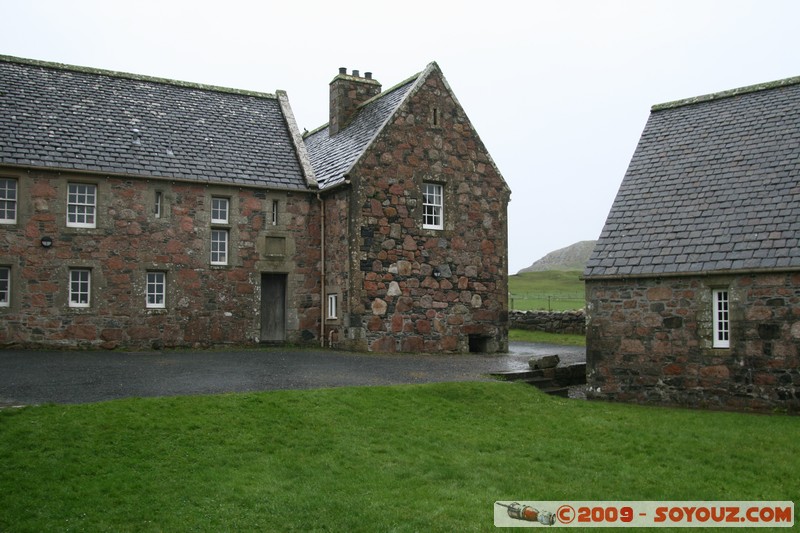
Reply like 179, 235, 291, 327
493, 501, 794, 528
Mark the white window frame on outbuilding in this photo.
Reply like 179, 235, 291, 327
712, 289, 730, 348
327, 294, 338, 320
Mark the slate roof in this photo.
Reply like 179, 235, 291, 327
304, 72, 421, 189
585, 76, 800, 278
0, 56, 309, 190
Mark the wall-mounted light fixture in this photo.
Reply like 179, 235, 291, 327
40, 236, 53, 248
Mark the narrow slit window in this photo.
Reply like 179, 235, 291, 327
712, 289, 730, 348
154, 191, 162, 218
432, 108, 439, 126
271, 200, 279, 225
327, 294, 338, 320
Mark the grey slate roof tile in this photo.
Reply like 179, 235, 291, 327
585, 76, 800, 278
304, 75, 419, 189
0, 57, 308, 190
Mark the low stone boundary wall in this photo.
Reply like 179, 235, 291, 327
509, 310, 586, 335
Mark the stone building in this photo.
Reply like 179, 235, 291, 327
0, 56, 510, 352
584, 76, 800, 413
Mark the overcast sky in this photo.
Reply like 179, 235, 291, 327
3, 0, 799, 273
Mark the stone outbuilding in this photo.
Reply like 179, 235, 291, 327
0, 56, 510, 352
584, 76, 800, 413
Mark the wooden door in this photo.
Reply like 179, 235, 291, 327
260, 274, 286, 342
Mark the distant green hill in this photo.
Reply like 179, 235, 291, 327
517, 240, 596, 274
508, 270, 584, 311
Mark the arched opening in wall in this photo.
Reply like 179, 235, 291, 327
468, 334, 490, 353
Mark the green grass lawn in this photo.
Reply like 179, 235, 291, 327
508, 270, 584, 311
509, 328, 586, 346
1, 383, 796, 532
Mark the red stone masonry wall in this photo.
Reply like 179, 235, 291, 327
0, 170, 321, 349
347, 71, 510, 353
585, 273, 800, 413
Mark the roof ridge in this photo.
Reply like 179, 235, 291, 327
652, 75, 800, 111
302, 71, 421, 138
0, 54, 277, 99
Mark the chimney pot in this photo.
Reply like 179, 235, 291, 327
364, 72, 372, 80
339, 67, 347, 75
352, 69, 359, 77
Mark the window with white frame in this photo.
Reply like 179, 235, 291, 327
0, 267, 10, 307
327, 294, 338, 320
422, 182, 443, 230
712, 289, 730, 348
211, 229, 229, 265
67, 183, 97, 228
69, 269, 91, 308
0, 179, 17, 224
211, 197, 229, 224
146, 271, 166, 308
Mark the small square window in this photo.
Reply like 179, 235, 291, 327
211, 229, 229, 265
69, 269, 91, 308
0, 266, 10, 307
327, 294, 338, 320
146, 272, 166, 308
0, 179, 18, 224
212, 197, 229, 224
67, 183, 97, 228
423, 182, 443, 230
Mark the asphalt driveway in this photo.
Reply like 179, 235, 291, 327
0, 342, 585, 406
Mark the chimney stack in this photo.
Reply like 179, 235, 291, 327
329, 67, 381, 136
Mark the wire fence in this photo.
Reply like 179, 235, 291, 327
509, 293, 585, 312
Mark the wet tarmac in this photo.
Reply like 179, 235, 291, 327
0, 342, 585, 406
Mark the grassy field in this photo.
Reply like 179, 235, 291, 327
508, 328, 585, 346
508, 270, 584, 311
1, 382, 796, 532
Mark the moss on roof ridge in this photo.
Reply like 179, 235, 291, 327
652, 75, 800, 111
0, 54, 277, 99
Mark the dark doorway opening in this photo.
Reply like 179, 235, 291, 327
468, 334, 490, 353
260, 274, 287, 342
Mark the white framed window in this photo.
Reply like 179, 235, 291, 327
422, 182, 443, 230
211, 229, 229, 265
712, 289, 730, 348
69, 269, 91, 308
146, 271, 166, 308
271, 200, 279, 225
327, 294, 338, 320
67, 183, 97, 228
211, 197, 229, 224
0, 267, 10, 307
0, 179, 17, 224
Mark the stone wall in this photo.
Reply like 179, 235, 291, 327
343, 68, 510, 353
509, 310, 586, 335
585, 273, 800, 413
0, 169, 321, 349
